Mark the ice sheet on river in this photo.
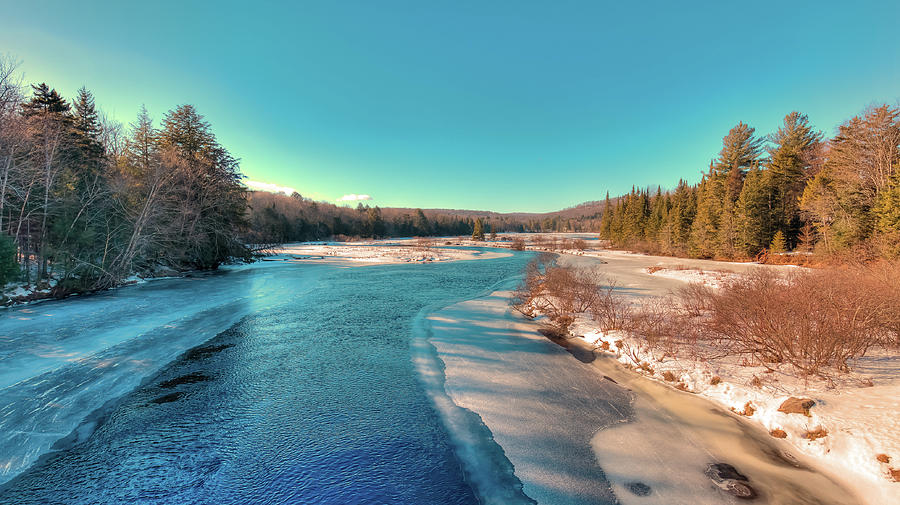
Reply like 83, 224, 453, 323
0, 262, 321, 484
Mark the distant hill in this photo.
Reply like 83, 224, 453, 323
384, 197, 617, 221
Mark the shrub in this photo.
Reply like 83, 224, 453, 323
511, 237, 526, 251
590, 281, 632, 331
694, 265, 900, 375
512, 254, 611, 336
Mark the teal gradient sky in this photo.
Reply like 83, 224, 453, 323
2, 1, 897, 212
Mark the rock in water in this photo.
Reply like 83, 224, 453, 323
626, 482, 652, 496
705, 463, 757, 500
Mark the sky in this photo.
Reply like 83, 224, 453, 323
1, 1, 898, 212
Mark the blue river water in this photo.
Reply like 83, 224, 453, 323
0, 250, 534, 504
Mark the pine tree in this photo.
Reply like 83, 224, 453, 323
157, 104, 247, 268
737, 165, 773, 256
22, 83, 70, 116
414, 208, 430, 235
873, 170, 900, 256
124, 105, 157, 177
713, 122, 764, 202
0, 233, 17, 286
689, 174, 722, 258
766, 111, 823, 247
769, 230, 787, 254
472, 218, 485, 241
599, 192, 613, 239
73, 88, 102, 145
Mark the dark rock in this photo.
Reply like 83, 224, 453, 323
706, 463, 749, 482
185, 344, 234, 361
150, 392, 185, 404
723, 480, 757, 499
706, 463, 758, 499
778, 397, 815, 416
159, 372, 211, 389
626, 482, 652, 496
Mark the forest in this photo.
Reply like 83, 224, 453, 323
598, 106, 900, 261
0, 58, 248, 293
2, 50, 898, 298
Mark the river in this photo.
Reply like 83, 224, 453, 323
0, 247, 861, 504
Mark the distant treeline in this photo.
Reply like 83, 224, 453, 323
0, 57, 248, 292
599, 106, 900, 260
244, 192, 597, 243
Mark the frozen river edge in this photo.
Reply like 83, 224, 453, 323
422, 287, 864, 505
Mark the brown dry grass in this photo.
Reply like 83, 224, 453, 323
803, 428, 829, 441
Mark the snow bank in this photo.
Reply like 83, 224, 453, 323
277, 242, 511, 264
643, 266, 740, 289
569, 315, 900, 505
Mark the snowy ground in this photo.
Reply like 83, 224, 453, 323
427, 288, 860, 505
568, 256, 900, 505
276, 241, 511, 264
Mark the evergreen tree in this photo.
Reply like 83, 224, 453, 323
737, 165, 772, 256
414, 208, 430, 235
72, 87, 103, 159
157, 104, 247, 268
599, 192, 613, 239
22, 83, 70, 116
769, 230, 787, 254
689, 174, 722, 258
713, 122, 764, 202
766, 111, 823, 246
0, 233, 17, 286
367, 206, 385, 238
472, 218, 485, 240
873, 172, 900, 256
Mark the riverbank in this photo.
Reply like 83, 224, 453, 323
554, 250, 899, 505
423, 288, 862, 504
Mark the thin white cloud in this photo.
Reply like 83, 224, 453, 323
245, 180, 297, 195
336, 194, 373, 202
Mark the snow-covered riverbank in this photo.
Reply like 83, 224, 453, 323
563, 252, 900, 505
425, 288, 861, 504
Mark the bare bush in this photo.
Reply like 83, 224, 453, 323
590, 281, 632, 331
861, 261, 900, 346
512, 254, 611, 336
693, 266, 900, 375
510, 237, 526, 251
676, 282, 715, 317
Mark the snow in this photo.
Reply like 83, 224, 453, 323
426, 288, 860, 505
643, 266, 741, 289
276, 241, 511, 264
569, 296, 900, 505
